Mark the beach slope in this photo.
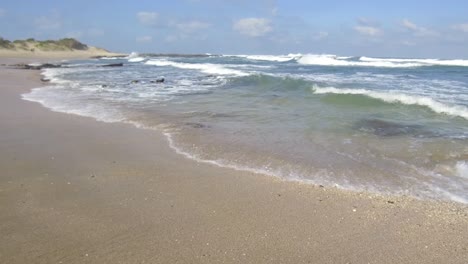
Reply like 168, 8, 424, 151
0, 59, 467, 263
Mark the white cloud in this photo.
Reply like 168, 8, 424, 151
357, 17, 379, 27
137, 12, 159, 26
452, 23, 468, 33
35, 11, 61, 30
136, 36, 153, 43
401, 19, 438, 37
401, 19, 419, 31
233, 18, 272, 37
175, 20, 211, 33
313, 31, 329, 40
354, 25, 382, 36
162, 20, 211, 43
354, 18, 382, 37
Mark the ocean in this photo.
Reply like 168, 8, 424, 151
23, 53, 468, 204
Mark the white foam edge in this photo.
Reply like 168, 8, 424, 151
312, 85, 468, 120
456, 161, 468, 179
145, 59, 249, 76
128, 57, 146, 63
297, 54, 424, 68
22, 86, 325, 188
21, 73, 468, 205
426, 184, 468, 204
360, 56, 468, 67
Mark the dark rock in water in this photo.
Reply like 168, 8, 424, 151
91, 55, 127, 59
354, 118, 431, 137
101, 63, 123, 67
184, 122, 208, 129
40, 78, 50, 82
150, 78, 165, 83
131, 80, 139, 84
16, 63, 62, 70
40, 63, 62, 69
101, 84, 108, 88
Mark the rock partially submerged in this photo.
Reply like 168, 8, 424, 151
184, 122, 209, 129
150, 78, 165, 83
101, 63, 123, 67
354, 118, 435, 137
129, 78, 165, 85
15, 63, 62, 70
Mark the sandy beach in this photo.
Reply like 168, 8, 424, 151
0, 57, 467, 264
0, 47, 124, 59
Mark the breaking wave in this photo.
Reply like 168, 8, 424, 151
233, 54, 302, 62
128, 57, 146, 63
312, 85, 468, 120
232, 53, 468, 68
145, 59, 249, 76
360, 56, 468, 67
297, 54, 424, 68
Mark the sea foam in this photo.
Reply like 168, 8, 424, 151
19, 54, 468, 205
145, 59, 249, 76
230, 53, 468, 68
456, 161, 468, 179
297, 54, 424, 68
238, 54, 301, 62
360, 56, 468, 67
126, 51, 140, 59
128, 57, 146, 63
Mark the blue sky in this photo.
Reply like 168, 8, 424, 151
1, 0, 468, 58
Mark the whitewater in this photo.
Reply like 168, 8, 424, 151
23, 53, 468, 204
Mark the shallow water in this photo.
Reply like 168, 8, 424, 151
23, 53, 468, 203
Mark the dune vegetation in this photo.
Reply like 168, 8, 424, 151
0, 37, 106, 52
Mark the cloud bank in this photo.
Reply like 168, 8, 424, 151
233, 18, 272, 37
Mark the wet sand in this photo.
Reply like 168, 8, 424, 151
0, 58, 467, 263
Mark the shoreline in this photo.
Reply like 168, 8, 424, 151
1, 57, 467, 263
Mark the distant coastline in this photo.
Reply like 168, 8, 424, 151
0, 37, 125, 59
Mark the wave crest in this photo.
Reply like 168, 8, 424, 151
360, 56, 468, 67
128, 57, 146, 63
145, 59, 249, 76
236, 54, 301, 62
312, 85, 468, 119
297, 54, 424, 68
232, 53, 468, 68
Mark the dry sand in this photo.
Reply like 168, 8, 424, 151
0, 58, 467, 264
0, 47, 124, 59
